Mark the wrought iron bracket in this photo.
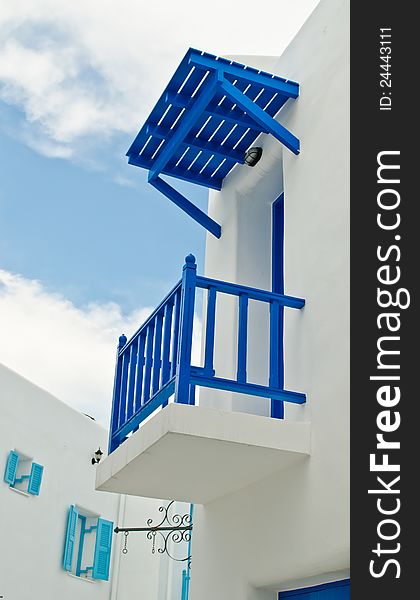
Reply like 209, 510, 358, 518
114, 501, 192, 563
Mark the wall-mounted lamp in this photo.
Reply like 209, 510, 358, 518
92, 447, 103, 465
244, 146, 263, 167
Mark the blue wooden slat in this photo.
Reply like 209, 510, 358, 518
269, 300, 281, 389
92, 518, 113, 581
63, 505, 78, 572
108, 335, 126, 452
170, 289, 182, 379
188, 50, 299, 97
199, 81, 266, 180
134, 333, 146, 413
27, 462, 44, 495
149, 74, 218, 181
203, 286, 217, 375
237, 294, 249, 383
143, 321, 155, 405
4, 450, 19, 485
152, 310, 164, 395
118, 349, 130, 429
161, 300, 174, 385
126, 338, 138, 421
113, 378, 176, 442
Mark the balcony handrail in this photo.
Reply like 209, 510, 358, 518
196, 275, 305, 308
108, 254, 306, 454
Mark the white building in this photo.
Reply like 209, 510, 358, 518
96, 1, 350, 599
0, 362, 190, 600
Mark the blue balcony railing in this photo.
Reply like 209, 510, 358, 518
108, 255, 306, 453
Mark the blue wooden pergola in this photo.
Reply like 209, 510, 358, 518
127, 48, 300, 238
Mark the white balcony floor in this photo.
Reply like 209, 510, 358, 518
96, 404, 311, 504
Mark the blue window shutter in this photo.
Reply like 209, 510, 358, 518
28, 462, 44, 495
92, 518, 113, 581
63, 505, 78, 571
4, 451, 19, 485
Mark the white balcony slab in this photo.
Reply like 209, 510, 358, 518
96, 404, 311, 504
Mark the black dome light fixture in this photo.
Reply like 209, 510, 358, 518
244, 146, 263, 167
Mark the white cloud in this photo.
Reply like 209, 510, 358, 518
0, 269, 203, 427
0, 0, 319, 160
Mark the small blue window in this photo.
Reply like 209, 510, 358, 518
63, 505, 113, 582
279, 579, 350, 599
3, 450, 44, 496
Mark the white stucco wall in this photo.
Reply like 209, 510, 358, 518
191, 0, 349, 598
0, 363, 171, 600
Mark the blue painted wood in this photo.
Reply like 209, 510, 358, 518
279, 579, 350, 599
196, 276, 305, 308
113, 378, 176, 444
220, 79, 300, 155
190, 370, 306, 404
161, 301, 174, 386
63, 505, 78, 572
150, 177, 222, 238
270, 300, 281, 390
203, 286, 217, 375
109, 335, 127, 453
75, 515, 86, 577
27, 462, 43, 495
118, 348, 130, 430
237, 294, 249, 383
170, 289, 182, 379
92, 518, 113, 581
4, 450, 19, 485
143, 322, 155, 405
174, 255, 197, 405
108, 258, 306, 454
148, 74, 218, 182
126, 48, 300, 236
134, 333, 146, 413
152, 310, 164, 395
188, 50, 299, 98
126, 338, 138, 421
272, 195, 285, 419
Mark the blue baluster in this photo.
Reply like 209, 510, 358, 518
170, 289, 181, 379
175, 255, 197, 405
237, 294, 249, 383
126, 338, 138, 421
108, 334, 127, 453
161, 300, 174, 385
143, 322, 155, 405
203, 286, 216, 376
269, 300, 284, 419
152, 310, 164, 395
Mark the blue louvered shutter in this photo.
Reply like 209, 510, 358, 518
92, 518, 113, 580
63, 505, 78, 571
28, 462, 44, 495
4, 450, 19, 485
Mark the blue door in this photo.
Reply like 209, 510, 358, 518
279, 579, 350, 599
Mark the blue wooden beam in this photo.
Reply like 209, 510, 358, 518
219, 79, 300, 155
150, 177, 222, 238
145, 122, 245, 164
188, 51, 299, 99
128, 154, 222, 191
165, 91, 262, 130
148, 74, 218, 182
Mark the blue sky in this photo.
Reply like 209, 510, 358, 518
0, 106, 207, 312
0, 0, 318, 423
